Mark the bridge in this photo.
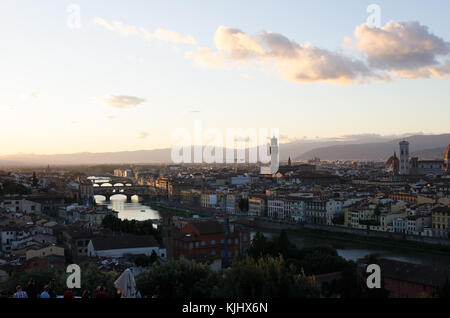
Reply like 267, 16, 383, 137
92, 184, 155, 201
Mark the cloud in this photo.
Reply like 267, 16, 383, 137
93, 17, 196, 45
137, 132, 150, 139
185, 47, 231, 69
240, 73, 253, 79
98, 95, 146, 109
141, 28, 196, 45
187, 22, 450, 84
187, 26, 373, 84
214, 26, 265, 60
20, 91, 40, 100
349, 21, 450, 79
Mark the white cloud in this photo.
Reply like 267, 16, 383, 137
187, 26, 373, 84
19, 91, 40, 100
349, 21, 450, 79
98, 95, 146, 109
93, 17, 196, 45
185, 47, 231, 69
137, 132, 150, 139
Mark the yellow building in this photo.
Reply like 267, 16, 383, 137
431, 206, 450, 237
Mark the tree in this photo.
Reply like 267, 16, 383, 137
136, 258, 219, 298
276, 230, 291, 257
32, 171, 39, 187
434, 278, 450, 298
215, 255, 321, 298
238, 198, 249, 212
247, 231, 270, 258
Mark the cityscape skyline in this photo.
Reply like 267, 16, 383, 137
1, 0, 450, 155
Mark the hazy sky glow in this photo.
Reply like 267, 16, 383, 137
1, 0, 450, 155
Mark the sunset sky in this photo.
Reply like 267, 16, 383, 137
1, 0, 450, 155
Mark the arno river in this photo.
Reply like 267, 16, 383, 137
94, 190, 450, 268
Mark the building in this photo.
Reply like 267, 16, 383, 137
358, 258, 450, 298
260, 136, 279, 175
88, 234, 166, 258
1, 199, 41, 214
267, 197, 286, 219
386, 152, 399, 176
431, 206, 450, 238
399, 141, 410, 175
248, 196, 266, 217
445, 144, 450, 172
201, 192, 217, 209
25, 244, 65, 260
172, 220, 250, 264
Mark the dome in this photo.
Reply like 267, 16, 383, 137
385, 153, 399, 167
445, 144, 450, 161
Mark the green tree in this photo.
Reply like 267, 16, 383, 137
215, 255, 320, 298
136, 258, 219, 298
31, 171, 39, 187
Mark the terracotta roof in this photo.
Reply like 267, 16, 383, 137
190, 221, 224, 234
91, 234, 159, 251
374, 258, 450, 287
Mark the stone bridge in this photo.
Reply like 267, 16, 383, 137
93, 185, 154, 201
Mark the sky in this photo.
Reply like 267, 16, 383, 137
1, 0, 450, 155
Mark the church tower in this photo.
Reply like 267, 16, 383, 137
399, 141, 409, 175
270, 136, 279, 174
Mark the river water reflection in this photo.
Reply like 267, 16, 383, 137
94, 194, 161, 222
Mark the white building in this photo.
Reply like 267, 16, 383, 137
88, 235, 166, 259
1, 199, 41, 214
260, 136, 279, 175
267, 198, 285, 219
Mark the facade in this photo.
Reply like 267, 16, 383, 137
445, 144, 450, 172
88, 235, 166, 258
267, 198, 286, 219
1, 199, 41, 214
248, 196, 266, 217
172, 220, 250, 263
201, 192, 217, 209
399, 141, 410, 175
358, 258, 450, 298
305, 200, 327, 224
25, 244, 65, 260
431, 206, 450, 238
288, 198, 306, 222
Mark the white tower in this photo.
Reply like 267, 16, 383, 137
270, 136, 279, 174
399, 141, 409, 175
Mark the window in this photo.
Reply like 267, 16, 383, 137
201, 241, 206, 246
211, 240, 216, 245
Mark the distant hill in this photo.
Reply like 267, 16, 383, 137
296, 134, 450, 161
411, 147, 447, 160
1, 133, 448, 166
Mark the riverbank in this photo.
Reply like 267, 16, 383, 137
253, 224, 450, 257
147, 202, 212, 218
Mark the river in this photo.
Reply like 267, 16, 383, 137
94, 194, 161, 222
256, 231, 450, 268
89, 176, 448, 268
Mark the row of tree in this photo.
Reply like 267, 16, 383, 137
102, 214, 162, 242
